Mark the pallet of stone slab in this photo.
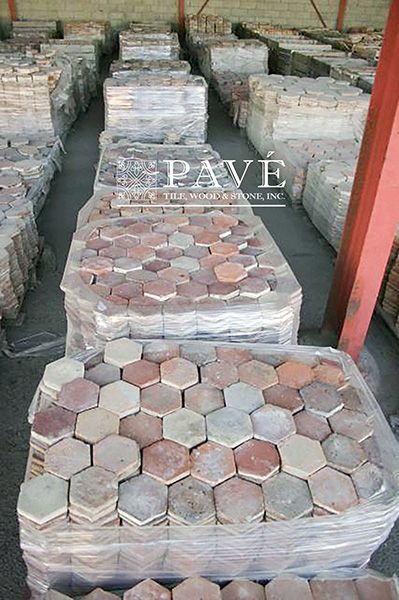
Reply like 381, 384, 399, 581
93, 141, 235, 193
76, 189, 253, 229
12, 20, 58, 41
19, 341, 399, 595
197, 39, 268, 82
290, 47, 347, 78
380, 229, 399, 328
110, 59, 191, 79
60, 214, 301, 352
119, 31, 180, 62
185, 33, 238, 62
274, 138, 359, 204
31, 570, 399, 599
63, 21, 113, 54
185, 14, 232, 35
41, 39, 101, 77
103, 75, 208, 144
212, 72, 249, 128
246, 75, 369, 159
301, 27, 383, 64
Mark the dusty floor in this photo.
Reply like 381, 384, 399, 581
0, 91, 398, 598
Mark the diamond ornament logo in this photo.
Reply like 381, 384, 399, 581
117, 158, 158, 202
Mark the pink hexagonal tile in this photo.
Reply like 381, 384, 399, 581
143, 280, 176, 301
276, 361, 314, 389
252, 405, 295, 444
266, 576, 312, 600
141, 383, 182, 417
309, 466, 358, 513
329, 408, 373, 442
238, 360, 278, 390
201, 361, 238, 389
235, 439, 279, 483
123, 359, 160, 388
58, 378, 99, 413
75, 407, 119, 444
45, 438, 91, 480
214, 262, 247, 283
119, 412, 162, 449
215, 476, 264, 524
160, 357, 199, 389
158, 266, 190, 285
32, 406, 76, 446
294, 410, 331, 442
184, 383, 224, 415
124, 579, 171, 599
191, 441, 236, 486
264, 384, 303, 414
93, 434, 140, 480
142, 439, 190, 484
221, 580, 265, 600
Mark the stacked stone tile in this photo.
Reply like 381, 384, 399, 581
110, 59, 191, 79
43, 571, 399, 599
185, 15, 232, 35
197, 39, 269, 82
103, 75, 208, 144
19, 341, 399, 594
212, 72, 249, 128
119, 30, 180, 62
12, 20, 58, 42
63, 21, 112, 54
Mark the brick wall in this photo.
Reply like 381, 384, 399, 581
0, 0, 390, 34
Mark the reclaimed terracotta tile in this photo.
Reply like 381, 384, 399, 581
43, 358, 84, 393
32, 406, 76, 446
300, 382, 344, 418
141, 383, 182, 417
142, 439, 190, 484
278, 434, 326, 479
264, 384, 303, 414
168, 476, 215, 525
173, 577, 222, 600
202, 361, 239, 389
351, 462, 384, 500
222, 580, 265, 600
119, 474, 168, 526
93, 434, 140, 480
104, 338, 142, 368
143, 340, 180, 363
184, 383, 224, 415
86, 363, 121, 387
262, 472, 313, 520
191, 441, 236, 486
252, 405, 295, 444
294, 410, 331, 441
119, 412, 162, 449
58, 378, 99, 413
216, 346, 252, 366
163, 408, 206, 448
224, 382, 264, 413
355, 573, 399, 600
69, 466, 118, 522
207, 406, 253, 448
238, 360, 278, 390
276, 361, 314, 389
99, 380, 140, 417
322, 433, 366, 474
160, 357, 199, 389
235, 439, 279, 483
75, 408, 119, 444
313, 362, 346, 386
45, 438, 91, 480
215, 476, 264, 524
309, 466, 358, 513
18, 473, 68, 526
310, 578, 359, 600
123, 359, 160, 388
329, 408, 373, 442
124, 579, 171, 600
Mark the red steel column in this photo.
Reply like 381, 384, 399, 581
8, 0, 17, 21
323, 0, 399, 361
336, 0, 347, 31
179, 0, 185, 33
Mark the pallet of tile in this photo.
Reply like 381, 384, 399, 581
290, 47, 347, 77
119, 31, 180, 62
12, 20, 58, 42
63, 21, 112, 54
380, 228, 399, 333
185, 14, 232, 35
186, 33, 237, 59
60, 213, 301, 352
246, 75, 369, 158
197, 40, 268, 82
212, 72, 249, 128
20, 341, 399, 595
110, 59, 191, 78
275, 138, 359, 204
301, 27, 383, 63
103, 76, 208, 144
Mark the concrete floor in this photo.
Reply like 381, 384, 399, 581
0, 91, 398, 598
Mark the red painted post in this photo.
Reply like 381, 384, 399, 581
7, 0, 17, 21
179, 0, 185, 33
323, 0, 399, 361
336, 0, 347, 30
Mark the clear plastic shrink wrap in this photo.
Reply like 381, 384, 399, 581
119, 32, 180, 61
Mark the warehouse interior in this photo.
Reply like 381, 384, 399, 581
0, 0, 398, 598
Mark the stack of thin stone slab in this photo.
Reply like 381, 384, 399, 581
12, 20, 58, 42
110, 59, 191, 79
310, 55, 376, 93
119, 30, 179, 61
212, 73, 249, 128
185, 14, 232, 35
197, 39, 268, 82
63, 21, 112, 53
42, 571, 399, 599
103, 76, 208, 144
19, 341, 399, 594
301, 27, 382, 63
380, 228, 399, 334
246, 75, 369, 158
61, 213, 301, 352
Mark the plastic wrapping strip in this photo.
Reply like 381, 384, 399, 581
94, 140, 235, 193
20, 342, 399, 592
196, 40, 269, 82
60, 213, 301, 352
119, 32, 180, 62
76, 189, 254, 230
103, 76, 208, 145
41, 40, 101, 79
110, 59, 191, 78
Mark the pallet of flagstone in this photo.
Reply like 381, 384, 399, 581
186, 14, 232, 35
19, 341, 399, 595
212, 72, 249, 128
197, 39, 268, 82
110, 59, 191, 78
103, 75, 208, 144
63, 21, 113, 54
186, 32, 237, 60
119, 31, 180, 61
12, 20, 58, 42
60, 213, 301, 352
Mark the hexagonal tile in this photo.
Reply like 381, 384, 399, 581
119, 474, 168, 526
294, 410, 331, 441
310, 578, 359, 600
99, 380, 140, 418
140, 233, 167, 248
143, 340, 180, 363
300, 382, 344, 417
276, 361, 314, 389
142, 439, 190, 484
45, 438, 91, 480
42, 357, 84, 392
264, 384, 303, 414
86, 363, 121, 387
69, 466, 118, 517
221, 580, 265, 600
173, 577, 221, 600
208, 282, 239, 300
251, 405, 295, 444
238, 360, 278, 390
201, 361, 238, 389
128, 245, 156, 262
143, 280, 176, 301
278, 434, 326, 479
168, 232, 194, 249
171, 255, 200, 272
18, 473, 68, 526
58, 378, 99, 413
329, 408, 373, 442
168, 476, 215, 525
93, 434, 140, 480
104, 338, 142, 368
160, 357, 199, 389
265, 576, 312, 600
145, 258, 170, 273
177, 281, 208, 300
309, 467, 358, 513
32, 406, 76, 446
123, 359, 160, 388
119, 412, 162, 449
210, 241, 239, 257
181, 342, 217, 366
184, 383, 224, 415
313, 362, 346, 386
224, 382, 264, 413
214, 262, 246, 283
75, 407, 119, 444
163, 408, 206, 448
84, 589, 119, 599
113, 257, 141, 274
235, 439, 279, 483
191, 441, 236, 486
262, 472, 313, 520
340, 386, 364, 412
207, 407, 253, 448
351, 462, 384, 500
322, 433, 366, 474
124, 580, 171, 600
141, 382, 182, 417
214, 476, 264, 524
355, 572, 398, 599
158, 266, 190, 285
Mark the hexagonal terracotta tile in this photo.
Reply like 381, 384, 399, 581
124, 579, 171, 599
93, 434, 140, 480
45, 438, 91, 480
142, 439, 190, 484
276, 361, 314, 389
313, 361, 346, 386
69, 466, 118, 517
163, 408, 206, 448
42, 357, 84, 392
158, 266, 190, 285
310, 578, 359, 600
173, 577, 221, 600
300, 382, 344, 418
252, 405, 295, 444
216, 346, 252, 367
224, 382, 264, 413
322, 434, 366, 474
143, 340, 180, 363
191, 441, 236, 486
58, 378, 99, 413
123, 359, 160, 388
262, 472, 313, 520
215, 476, 264, 524
181, 342, 217, 366
104, 338, 142, 368
235, 439, 279, 483
99, 380, 140, 418
32, 406, 76, 446
214, 262, 246, 283
210, 241, 239, 258
160, 357, 199, 389
75, 407, 119, 444
294, 410, 331, 442
351, 462, 383, 500
340, 386, 364, 412
141, 383, 182, 417
308, 466, 358, 513
86, 363, 121, 387
221, 580, 265, 600
18, 473, 68, 526
168, 476, 215, 525
207, 407, 253, 448
119, 412, 162, 449
184, 383, 224, 415
119, 475, 168, 526
202, 361, 239, 389
177, 281, 208, 301
279, 434, 326, 479
266, 576, 312, 600
355, 572, 398, 600
143, 280, 176, 301
329, 408, 373, 442
264, 384, 303, 414
238, 360, 278, 390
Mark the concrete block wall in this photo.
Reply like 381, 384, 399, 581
0, 0, 390, 35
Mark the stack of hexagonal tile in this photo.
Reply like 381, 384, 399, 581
19, 340, 399, 595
